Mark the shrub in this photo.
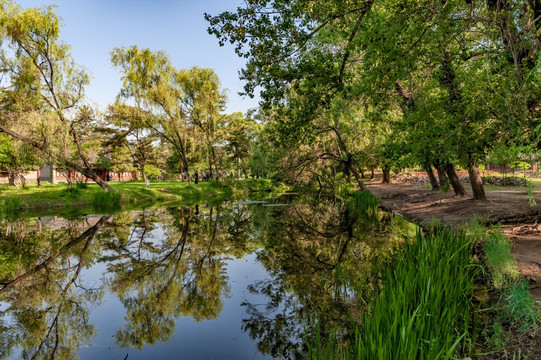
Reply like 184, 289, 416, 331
481, 229, 539, 351
500, 280, 539, 333
75, 178, 88, 189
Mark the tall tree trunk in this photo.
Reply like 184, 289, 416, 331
184, 155, 192, 185
18, 174, 27, 186
180, 147, 191, 185
179, 160, 184, 181
36, 167, 41, 188
382, 166, 391, 184
344, 164, 351, 182
85, 168, 111, 190
424, 166, 439, 190
370, 168, 374, 180
210, 145, 220, 181
350, 164, 367, 191
208, 148, 214, 180
468, 160, 486, 200
141, 163, 147, 184
445, 163, 466, 196
68, 124, 112, 190
152, 124, 190, 183
435, 164, 449, 189
329, 126, 367, 191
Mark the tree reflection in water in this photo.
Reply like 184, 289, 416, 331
104, 206, 231, 348
241, 198, 409, 359
0, 197, 411, 359
0, 216, 110, 360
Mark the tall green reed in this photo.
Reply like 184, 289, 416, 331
1, 195, 21, 219
309, 228, 477, 360
348, 191, 380, 222
92, 190, 122, 213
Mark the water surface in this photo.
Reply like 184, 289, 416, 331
0, 196, 411, 359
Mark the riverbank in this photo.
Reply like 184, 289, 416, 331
366, 177, 541, 300
310, 186, 540, 359
0, 179, 288, 218
364, 178, 541, 359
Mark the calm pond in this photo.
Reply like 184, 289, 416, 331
0, 196, 413, 359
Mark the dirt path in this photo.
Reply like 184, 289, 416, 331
366, 177, 541, 300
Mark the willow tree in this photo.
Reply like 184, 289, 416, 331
111, 47, 228, 183
176, 67, 227, 180
110, 46, 192, 182
0, 3, 111, 190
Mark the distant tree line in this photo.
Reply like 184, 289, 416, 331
0, 1, 271, 191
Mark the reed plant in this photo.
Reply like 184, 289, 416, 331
348, 191, 379, 222
309, 228, 477, 359
92, 190, 122, 213
1, 195, 21, 219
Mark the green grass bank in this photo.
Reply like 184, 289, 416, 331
0, 179, 289, 218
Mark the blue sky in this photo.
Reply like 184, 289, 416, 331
17, 0, 259, 114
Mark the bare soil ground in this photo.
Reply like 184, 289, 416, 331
366, 173, 541, 301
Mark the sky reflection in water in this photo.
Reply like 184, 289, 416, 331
0, 197, 409, 359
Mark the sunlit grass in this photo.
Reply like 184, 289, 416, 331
0, 179, 287, 218
483, 231, 519, 289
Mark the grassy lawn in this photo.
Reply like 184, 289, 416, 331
0, 179, 287, 218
